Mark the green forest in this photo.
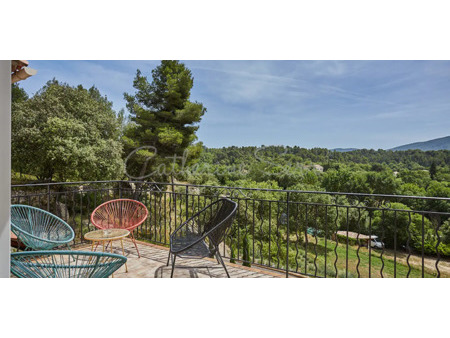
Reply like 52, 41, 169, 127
190, 145, 450, 196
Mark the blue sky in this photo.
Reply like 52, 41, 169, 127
19, 60, 450, 149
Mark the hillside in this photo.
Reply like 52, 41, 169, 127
391, 136, 450, 151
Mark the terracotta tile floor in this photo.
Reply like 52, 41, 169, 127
74, 239, 284, 278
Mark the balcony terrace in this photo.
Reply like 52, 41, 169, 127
11, 180, 450, 278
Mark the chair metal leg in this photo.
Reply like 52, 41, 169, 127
215, 250, 230, 278
110, 240, 115, 278
66, 244, 76, 262
129, 231, 141, 258
170, 254, 176, 278
121, 239, 128, 273
166, 251, 171, 266
16, 237, 22, 252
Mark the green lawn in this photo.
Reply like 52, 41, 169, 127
248, 234, 445, 277
290, 236, 442, 278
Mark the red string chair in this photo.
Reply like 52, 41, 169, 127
90, 199, 148, 257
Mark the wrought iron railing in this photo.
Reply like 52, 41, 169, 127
11, 180, 450, 278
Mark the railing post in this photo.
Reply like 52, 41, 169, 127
286, 192, 290, 278
185, 185, 189, 220
47, 184, 50, 211
119, 180, 122, 199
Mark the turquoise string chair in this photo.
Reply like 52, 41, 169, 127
10, 251, 127, 278
10, 205, 75, 251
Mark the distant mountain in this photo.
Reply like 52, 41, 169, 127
331, 148, 358, 152
390, 136, 450, 151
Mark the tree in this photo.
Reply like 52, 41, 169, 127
12, 83, 28, 104
321, 168, 370, 194
366, 171, 398, 195
425, 181, 450, 214
430, 161, 437, 180
12, 80, 124, 182
123, 60, 206, 181
399, 169, 431, 189
303, 170, 319, 186
398, 183, 427, 210
289, 184, 339, 236
372, 203, 432, 250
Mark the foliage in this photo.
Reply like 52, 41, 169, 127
188, 145, 449, 261
398, 169, 431, 189
430, 161, 437, 180
242, 235, 251, 267
201, 146, 450, 170
11, 83, 28, 104
366, 171, 399, 195
11, 80, 124, 181
425, 181, 450, 213
335, 234, 360, 246
322, 169, 370, 194
194, 145, 449, 207
441, 220, 450, 245
371, 202, 450, 256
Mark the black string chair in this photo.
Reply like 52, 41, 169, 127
167, 198, 237, 278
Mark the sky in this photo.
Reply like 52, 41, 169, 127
19, 60, 450, 150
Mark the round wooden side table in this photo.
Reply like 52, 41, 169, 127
84, 229, 130, 274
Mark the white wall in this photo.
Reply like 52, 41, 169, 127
0, 60, 11, 278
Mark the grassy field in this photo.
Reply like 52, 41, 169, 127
289, 236, 448, 278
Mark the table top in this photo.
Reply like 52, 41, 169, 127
84, 229, 130, 242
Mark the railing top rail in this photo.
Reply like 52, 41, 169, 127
11, 180, 120, 188
11, 179, 450, 202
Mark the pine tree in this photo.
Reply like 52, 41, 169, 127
123, 61, 206, 181
430, 161, 437, 180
